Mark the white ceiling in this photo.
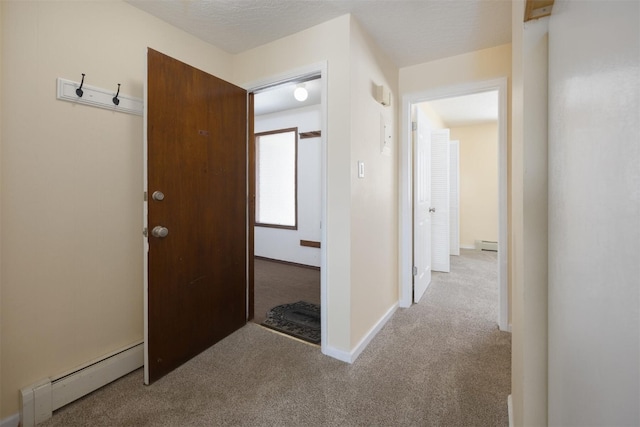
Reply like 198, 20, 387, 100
126, 0, 512, 68
425, 90, 499, 127
126, 0, 510, 121
255, 83, 498, 124
254, 78, 322, 116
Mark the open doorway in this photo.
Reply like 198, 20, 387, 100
400, 78, 509, 331
420, 90, 499, 252
249, 73, 326, 345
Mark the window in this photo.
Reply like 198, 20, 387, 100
255, 128, 298, 229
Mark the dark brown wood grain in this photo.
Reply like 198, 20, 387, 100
299, 130, 321, 139
300, 240, 321, 248
147, 48, 247, 383
248, 92, 255, 321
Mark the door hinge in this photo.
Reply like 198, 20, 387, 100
412, 266, 418, 276
143, 227, 148, 238
144, 191, 148, 202
412, 121, 417, 131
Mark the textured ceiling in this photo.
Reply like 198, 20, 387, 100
126, 0, 512, 68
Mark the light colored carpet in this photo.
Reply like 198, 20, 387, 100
40, 250, 510, 426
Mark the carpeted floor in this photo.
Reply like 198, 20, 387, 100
40, 249, 510, 426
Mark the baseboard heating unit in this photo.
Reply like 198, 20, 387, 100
475, 240, 498, 252
20, 341, 143, 426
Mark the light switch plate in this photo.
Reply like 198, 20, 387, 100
358, 161, 365, 178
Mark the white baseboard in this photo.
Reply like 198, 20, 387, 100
322, 345, 353, 363
20, 342, 143, 426
460, 244, 476, 250
508, 394, 513, 427
323, 303, 398, 364
0, 413, 19, 427
350, 303, 397, 362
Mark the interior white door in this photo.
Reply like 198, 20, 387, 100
450, 140, 460, 256
431, 129, 450, 272
413, 107, 432, 303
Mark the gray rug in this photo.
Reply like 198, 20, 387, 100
261, 301, 320, 344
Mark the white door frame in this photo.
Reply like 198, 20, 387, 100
399, 77, 509, 332
242, 61, 329, 350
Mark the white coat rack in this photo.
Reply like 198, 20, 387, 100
57, 76, 143, 116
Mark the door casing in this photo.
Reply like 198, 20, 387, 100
399, 77, 509, 332
242, 61, 329, 352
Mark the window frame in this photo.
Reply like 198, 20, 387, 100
254, 127, 298, 230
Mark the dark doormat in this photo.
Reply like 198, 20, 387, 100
261, 301, 320, 344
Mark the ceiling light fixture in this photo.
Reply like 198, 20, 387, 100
294, 84, 308, 102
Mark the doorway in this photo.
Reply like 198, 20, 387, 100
244, 63, 329, 347
399, 78, 509, 331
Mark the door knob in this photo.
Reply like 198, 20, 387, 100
429, 207, 436, 213
151, 226, 169, 238
152, 191, 165, 201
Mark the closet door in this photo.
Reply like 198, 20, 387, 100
431, 129, 450, 272
450, 140, 460, 256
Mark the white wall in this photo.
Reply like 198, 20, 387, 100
547, 1, 640, 425
510, 1, 550, 423
0, 3, 4, 418
254, 105, 322, 267
0, 0, 233, 418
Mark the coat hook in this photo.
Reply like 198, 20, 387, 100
112, 83, 121, 106
76, 73, 85, 97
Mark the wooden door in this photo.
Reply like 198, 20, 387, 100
145, 49, 247, 384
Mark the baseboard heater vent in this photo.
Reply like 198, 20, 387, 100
476, 240, 498, 252
20, 341, 143, 426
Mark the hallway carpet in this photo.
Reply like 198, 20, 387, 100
41, 250, 510, 426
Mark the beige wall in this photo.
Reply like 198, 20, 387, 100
0, 0, 233, 417
450, 123, 498, 248
400, 44, 512, 94
348, 17, 398, 345
233, 14, 400, 352
1, 1, 514, 420
399, 43, 512, 317
233, 15, 353, 352
2, 7, 402, 416
417, 103, 446, 129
